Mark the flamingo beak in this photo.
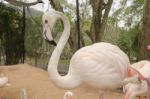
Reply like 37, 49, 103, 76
43, 20, 57, 46
38, 0, 44, 3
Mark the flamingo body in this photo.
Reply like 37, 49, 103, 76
69, 42, 129, 90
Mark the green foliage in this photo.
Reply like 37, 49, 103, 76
112, 0, 144, 28
0, 3, 23, 64
133, 0, 144, 5
109, 0, 144, 60
117, 25, 140, 59
25, 16, 43, 56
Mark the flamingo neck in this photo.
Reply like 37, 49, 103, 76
47, 12, 81, 89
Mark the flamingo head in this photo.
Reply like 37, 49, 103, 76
42, 10, 58, 46
124, 80, 148, 99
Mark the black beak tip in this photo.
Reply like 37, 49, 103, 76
38, 0, 44, 3
46, 40, 57, 46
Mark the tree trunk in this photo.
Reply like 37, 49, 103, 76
137, 0, 150, 60
90, 0, 113, 43
49, 0, 63, 12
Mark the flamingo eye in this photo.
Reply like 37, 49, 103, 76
45, 20, 48, 24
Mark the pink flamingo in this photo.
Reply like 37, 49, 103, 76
42, 10, 144, 99
0, 76, 8, 87
124, 60, 150, 99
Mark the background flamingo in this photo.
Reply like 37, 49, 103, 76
147, 45, 150, 50
124, 60, 150, 99
63, 91, 74, 99
0, 76, 8, 87
42, 10, 141, 99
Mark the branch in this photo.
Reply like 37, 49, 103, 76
49, 0, 63, 12
100, 0, 113, 34
5, 0, 43, 7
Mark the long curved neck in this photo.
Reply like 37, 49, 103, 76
47, 11, 81, 89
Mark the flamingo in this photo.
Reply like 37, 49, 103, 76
147, 45, 150, 50
0, 76, 8, 87
63, 91, 74, 99
42, 10, 143, 99
124, 60, 150, 99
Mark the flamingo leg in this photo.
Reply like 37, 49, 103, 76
138, 96, 140, 99
146, 86, 150, 99
99, 93, 104, 99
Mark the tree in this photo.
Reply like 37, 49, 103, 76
137, 0, 150, 60
89, 0, 113, 43
112, 0, 143, 31
0, 3, 23, 65
111, 0, 144, 59
25, 16, 43, 66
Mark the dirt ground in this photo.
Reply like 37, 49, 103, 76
0, 64, 144, 99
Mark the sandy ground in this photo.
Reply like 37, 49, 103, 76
0, 64, 144, 99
